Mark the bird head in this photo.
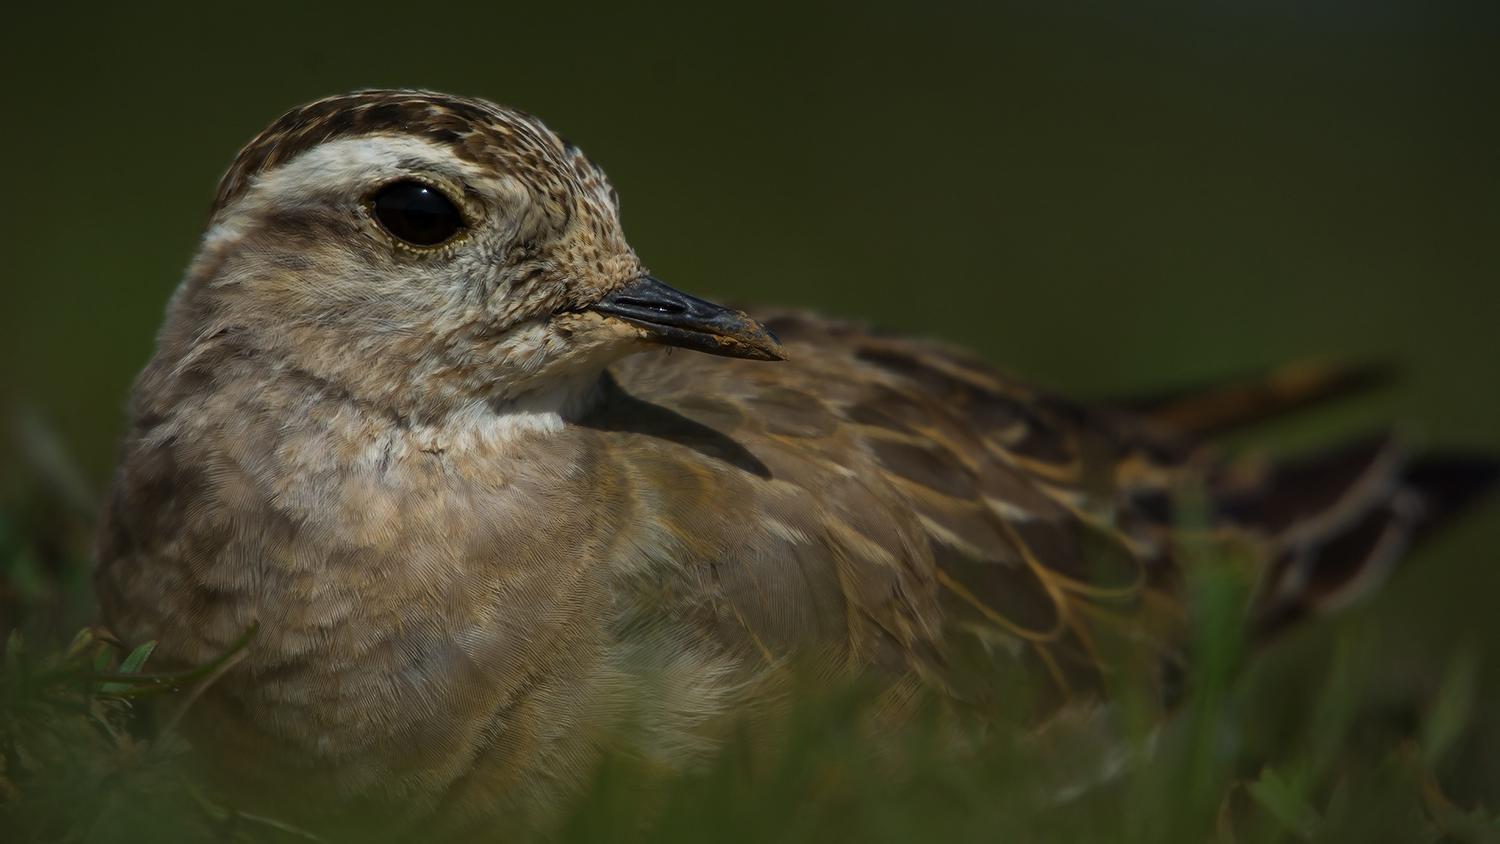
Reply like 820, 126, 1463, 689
155, 90, 784, 422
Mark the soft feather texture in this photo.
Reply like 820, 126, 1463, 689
93, 90, 1498, 837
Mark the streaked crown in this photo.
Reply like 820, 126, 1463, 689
145, 90, 779, 424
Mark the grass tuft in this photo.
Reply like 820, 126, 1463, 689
2, 424, 1496, 843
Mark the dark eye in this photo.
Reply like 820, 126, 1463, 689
371, 181, 463, 247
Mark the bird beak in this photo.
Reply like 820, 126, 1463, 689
588, 276, 788, 362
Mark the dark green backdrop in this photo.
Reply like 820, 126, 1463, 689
2, 0, 1497, 742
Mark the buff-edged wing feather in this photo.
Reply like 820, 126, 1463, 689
609, 309, 1498, 719
610, 309, 1185, 716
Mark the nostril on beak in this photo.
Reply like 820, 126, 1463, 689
613, 297, 687, 315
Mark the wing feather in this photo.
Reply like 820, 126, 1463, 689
606, 308, 1495, 719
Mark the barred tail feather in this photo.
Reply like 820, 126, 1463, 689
1221, 441, 1499, 637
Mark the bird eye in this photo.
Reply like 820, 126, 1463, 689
371, 181, 464, 247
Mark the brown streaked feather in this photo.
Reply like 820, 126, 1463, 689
614, 309, 1496, 717
1216, 435, 1404, 540
1117, 360, 1395, 438
613, 308, 1184, 713
211, 91, 581, 220
95, 90, 1500, 835
1247, 449, 1500, 637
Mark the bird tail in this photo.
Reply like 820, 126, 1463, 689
1213, 437, 1498, 636
1120, 359, 1394, 438
1119, 361, 1498, 636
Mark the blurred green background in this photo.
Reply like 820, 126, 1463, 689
1, 0, 1498, 803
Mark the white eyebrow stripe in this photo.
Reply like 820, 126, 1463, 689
215, 135, 474, 224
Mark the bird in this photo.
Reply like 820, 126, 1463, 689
93, 90, 1498, 838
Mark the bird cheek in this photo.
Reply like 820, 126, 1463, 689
549, 312, 655, 366
552, 310, 645, 347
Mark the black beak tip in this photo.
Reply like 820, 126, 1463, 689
589, 277, 790, 363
